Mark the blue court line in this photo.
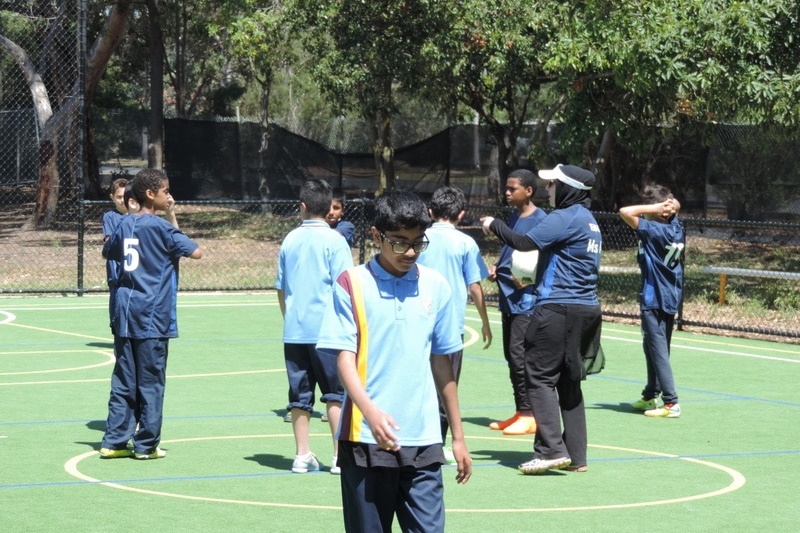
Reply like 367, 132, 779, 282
2, 449, 799, 492
0, 413, 283, 428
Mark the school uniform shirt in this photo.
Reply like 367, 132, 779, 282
496, 209, 547, 315
416, 222, 489, 334
276, 219, 354, 344
637, 217, 685, 315
103, 213, 199, 339
333, 220, 356, 248
316, 257, 463, 447
527, 205, 602, 306
102, 210, 125, 286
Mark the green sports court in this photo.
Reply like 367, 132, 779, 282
1, 292, 798, 532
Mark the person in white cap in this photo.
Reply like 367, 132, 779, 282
481, 164, 603, 475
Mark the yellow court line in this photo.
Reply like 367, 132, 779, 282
63, 435, 745, 513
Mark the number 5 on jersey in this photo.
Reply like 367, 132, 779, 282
123, 238, 140, 271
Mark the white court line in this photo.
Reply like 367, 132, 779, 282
0, 310, 16, 325
603, 325, 800, 356
603, 334, 800, 364
0, 351, 114, 376
63, 436, 745, 513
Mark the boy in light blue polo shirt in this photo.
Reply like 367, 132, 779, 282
317, 191, 472, 533
416, 186, 492, 458
276, 178, 354, 474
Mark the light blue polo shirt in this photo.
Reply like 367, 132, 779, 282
276, 219, 354, 343
316, 257, 463, 447
416, 222, 489, 334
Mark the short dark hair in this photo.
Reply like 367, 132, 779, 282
429, 186, 466, 221
109, 177, 128, 195
300, 179, 333, 218
331, 187, 347, 204
507, 168, 538, 191
373, 190, 431, 233
641, 184, 673, 204
131, 168, 167, 206
123, 183, 136, 209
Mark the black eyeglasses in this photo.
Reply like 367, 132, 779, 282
379, 231, 429, 254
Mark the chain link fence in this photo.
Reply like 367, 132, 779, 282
2, 197, 799, 340
0, 1, 84, 231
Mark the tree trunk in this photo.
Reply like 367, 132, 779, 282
591, 126, 615, 210
371, 108, 396, 196
147, 0, 164, 169
257, 77, 272, 211
1, 0, 134, 228
486, 118, 517, 204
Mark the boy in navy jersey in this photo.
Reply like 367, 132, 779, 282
102, 178, 128, 332
620, 185, 684, 418
486, 169, 545, 436
327, 187, 356, 247
99, 169, 202, 459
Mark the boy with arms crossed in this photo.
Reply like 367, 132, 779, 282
619, 185, 684, 418
416, 185, 492, 459
276, 178, 353, 473
317, 191, 471, 533
99, 169, 202, 459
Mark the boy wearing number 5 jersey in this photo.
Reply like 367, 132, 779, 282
99, 169, 202, 459
619, 185, 684, 418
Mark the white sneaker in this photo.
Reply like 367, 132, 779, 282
291, 452, 320, 473
518, 456, 571, 475
330, 455, 340, 475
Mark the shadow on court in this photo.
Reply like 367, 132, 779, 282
85, 420, 106, 432
86, 342, 114, 350
244, 453, 295, 470
469, 448, 535, 471
588, 402, 643, 415
462, 416, 499, 428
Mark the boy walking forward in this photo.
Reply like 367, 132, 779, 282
619, 185, 684, 418
276, 179, 353, 473
317, 191, 471, 533
99, 169, 202, 459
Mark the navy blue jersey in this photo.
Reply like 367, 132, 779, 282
528, 205, 601, 306
102, 210, 125, 286
637, 217, 684, 314
495, 209, 547, 315
334, 220, 356, 248
103, 213, 199, 339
